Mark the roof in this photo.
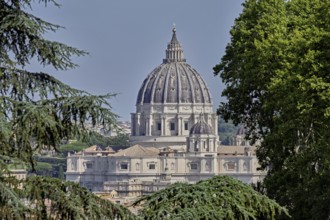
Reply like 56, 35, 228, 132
112, 145, 159, 157
136, 28, 211, 105
80, 145, 115, 155
190, 121, 213, 135
217, 146, 256, 155
84, 145, 98, 152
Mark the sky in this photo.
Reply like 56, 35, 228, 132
30, 0, 244, 121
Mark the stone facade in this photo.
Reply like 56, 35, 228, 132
66, 144, 264, 193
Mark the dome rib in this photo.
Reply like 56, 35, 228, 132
137, 74, 150, 104
198, 72, 212, 103
190, 66, 207, 103
178, 64, 192, 103
137, 66, 161, 104
182, 63, 196, 104
175, 63, 182, 103
142, 71, 155, 103
150, 64, 163, 104
194, 68, 204, 103
191, 65, 212, 103
163, 64, 172, 103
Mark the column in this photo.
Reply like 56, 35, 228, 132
148, 116, 152, 136
146, 118, 149, 136
140, 158, 144, 173
250, 158, 254, 173
78, 156, 82, 172
212, 157, 217, 173
177, 116, 182, 135
162, 117, 167, 136
67, 157, 71, 172
200, 159, 205, 173
136, 113, 140, 136
213, 114, 218, 136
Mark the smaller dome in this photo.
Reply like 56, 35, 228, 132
190, 121, 213, 135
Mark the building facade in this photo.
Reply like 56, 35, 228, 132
66, 28, 265, 195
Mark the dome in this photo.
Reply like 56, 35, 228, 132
136, 28, 211, 105
130, 27, 219, 149
189, 121, 213, 135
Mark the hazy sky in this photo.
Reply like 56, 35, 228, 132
30, 0, 244, 121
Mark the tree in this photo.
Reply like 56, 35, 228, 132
58, 165, 64, 179
5, 176, 135, 219
0, 0, 136, 218
88, 132, 130, 147
58, 141, 89, 156
214, 0, 330, 219
33, 162, 53, 176
218, 118, 237, 145
133, 175, 288, 219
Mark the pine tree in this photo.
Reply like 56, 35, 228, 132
133, 175, 288, 219
0, 0, 137, 218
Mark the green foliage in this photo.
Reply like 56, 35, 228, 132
6, 158, 26, 170
32, 133, 129, 180
33, 156, 67, 178
0, 0, 118, 164
36, 156, 66, 165
58, 165, 64, 179
57, 133, 129, 157
88, 132, 130, 147
0, 180, 28, 219
33, 162, 53, 176
58, 141, 89, 156
134, 175, 288, 219
218, 118, 237, 145
214, 0, 330, 218
0, 0, 133, 218
4, 176, 137, 220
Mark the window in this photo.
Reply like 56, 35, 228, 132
171, 162, 175, 170
225, 162, 236, 171
157, 122, 161, 131
243, 162, 248, 171
190, 163, 198, 170
86, 163, 93, 169
148, 163, 156, 170
120, 163, 128, 170
136, 163, 140, 171
170, 122, 175, 131
184, 122, 189, 130
194, 141, 198, 151
205, 162, 210, 171
71, 161, 77, 170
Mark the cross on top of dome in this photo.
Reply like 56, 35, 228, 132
163, 27, 186, 63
